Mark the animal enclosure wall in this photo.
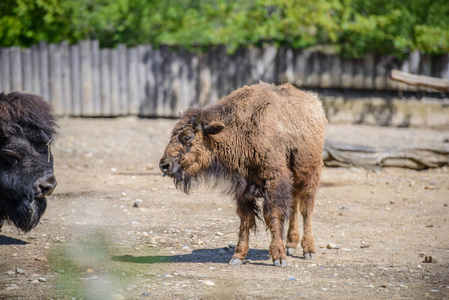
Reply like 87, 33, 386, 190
1, 41, 448, 117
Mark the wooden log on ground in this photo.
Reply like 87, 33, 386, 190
390, 69, 449, 92
323, 141, 449, 170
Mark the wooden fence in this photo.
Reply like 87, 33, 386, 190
1, 41, 448, 117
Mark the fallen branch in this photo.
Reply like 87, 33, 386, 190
323, 141, 449, 170
390, 69, 449, 92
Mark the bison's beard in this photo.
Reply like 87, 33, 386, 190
173, 160, 246, 196
2, 195, 47, 232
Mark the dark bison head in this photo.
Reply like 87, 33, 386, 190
0, 92, 57, 232
159, 108, 225, 193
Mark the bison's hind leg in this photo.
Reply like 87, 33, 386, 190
286, 196, 300, 256
290, 164, 321, 260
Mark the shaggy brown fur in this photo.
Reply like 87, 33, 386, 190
159, 82, 327, 266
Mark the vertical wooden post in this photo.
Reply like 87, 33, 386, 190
127, 47, 139, 115
92, 40, 101, 115
70, 44, 81, 116
118, 44, 128, 115
49, 44, 63, 115
136, 45, 149, 116
100, 48, 112, 116
39, 42, 49, 100
31, 45, 41, 95
21, 49, 32, 92
110, 47, 120, 116
10, 47, 22, 91
61, 42, 72, 115
80, 40, 93, 115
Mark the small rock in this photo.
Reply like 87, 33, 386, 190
228, 244, 236, 248
35, 255, 48, 262
326, 243, 339, 249
141, 232, 149, 238
145, 163, 154, 170
87, 269, 94, 273
216, 232, 224, 236
38, 277, 47, 282
16, 268, 26, 275
203, 280, 215, 286
133, 200, 142, 208
361, 244, 370, 248
121, 192, 127, 197
11, 253, 18, 257
31, 280, 39, 284
288, 277, 297, 281
141, 292, 151, 296
6, 270, 15, 275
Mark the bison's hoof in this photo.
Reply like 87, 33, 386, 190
229, 258, 243, 265
287, 247, 296, 256
273, 259, 287, 267
304, 252, 316, 260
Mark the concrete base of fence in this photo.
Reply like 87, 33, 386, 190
322, 94, 449, 128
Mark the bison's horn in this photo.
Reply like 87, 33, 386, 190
178, 109, 184, 118
194, 109, 203, 126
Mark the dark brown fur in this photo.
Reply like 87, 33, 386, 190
159, 82, 327, 266
0, 92, 57, 232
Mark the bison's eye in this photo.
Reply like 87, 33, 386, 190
180, 132, 195, 145
0, 150, 21, 167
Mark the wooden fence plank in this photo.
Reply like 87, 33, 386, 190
100, 49, 112, 116
70, 44, 81, 116
127, 47, 139, 115
136, 45, 149, 116
198, 52, 211, 107
277, 47, 294, 84
118, 44, 128, 115
39, 42, 49, 100
92, 40, 101, 115
49, 44, 63, 114
144, 45, 157, 116
30, 45, 41, 95
110, 48, 120, 116
21, 49, 32, 93
61, 42, 72, 115
80, 40, 93, 116
0, 48, 10, 93
10, 47, 22, 91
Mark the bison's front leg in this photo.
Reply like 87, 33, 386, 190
229, 205, 256, 265
264, 176, 293, 267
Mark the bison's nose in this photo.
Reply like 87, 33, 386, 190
159, 160, 172, 174
159, 157, 177, 176
34, 173, 57, 199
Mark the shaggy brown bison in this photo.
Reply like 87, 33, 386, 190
0, 92, 57, 232
159, 82, 327, 267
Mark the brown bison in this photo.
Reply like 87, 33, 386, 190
0, 92, 57, 232
159, 82, 326, 266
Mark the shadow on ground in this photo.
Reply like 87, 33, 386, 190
0, 234, 29, 245
111, 248, 271, 265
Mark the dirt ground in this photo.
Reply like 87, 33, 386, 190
1, 117, 448, 299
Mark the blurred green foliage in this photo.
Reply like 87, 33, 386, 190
1, 0, 448, 57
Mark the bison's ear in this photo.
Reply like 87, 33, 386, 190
203, 121, 225, 135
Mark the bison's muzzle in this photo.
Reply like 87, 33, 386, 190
159, 157, 178, 178
33, 173, 57, 199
